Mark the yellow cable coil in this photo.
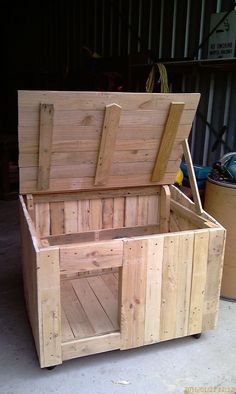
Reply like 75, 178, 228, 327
146, 63, 169, 93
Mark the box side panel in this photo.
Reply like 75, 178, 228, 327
34, 192, 160, 237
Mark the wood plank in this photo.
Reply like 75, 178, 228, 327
71, 278, 114, 334
26, 194, 35, 222
50, 202, 64, 235
34, 186, 160, 204
64, 201, 78, 233
170, 199, 211, 229
182, 139, 203, 215
121, 239, 147, 349
18, 91, 200, 111
35, 203, 50, 236
202, 228, 225, 331
61, 280, 94, 339
60, 240, 123, 273
19, 196, 41, 362
77, 200, 90, 232
152, 102, 185, 182
62, 332, 121, 361
37, 248, 62, 367
147, 194, 159, 225
144, 237, 164, 344
160, 185, 171, 233
87, 276, 119, 329
46, 224, 160, 246
113, 197, 125, 228
188, 230, 209, 335
102, 198, 114, 229
175, 233, 194, 337
160, 235, 180, 341
37, 104, 54, 190
19, 107, 195, 128
125, 196, 138, 226
89, 198, 103, 230
137, 196, 149, 225
61, 307, 75, 342
19, 173, 178, 194
101, 273, 119, 298
95, 103, 121, 185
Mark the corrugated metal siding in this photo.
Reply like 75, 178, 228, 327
2, 0, 236, 164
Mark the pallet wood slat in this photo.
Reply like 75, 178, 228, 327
151, 102, 185, 182
95, 104, 121, 186
37, 104, 54, 190
160, 185, 171, 233
182, 139, 203, 215
188, 230, 209, 335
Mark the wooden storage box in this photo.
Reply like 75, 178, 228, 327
18, 91, 225, 368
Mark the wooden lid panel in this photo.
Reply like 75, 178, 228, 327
18, 91, 200, 194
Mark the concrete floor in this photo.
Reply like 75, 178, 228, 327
0, 200, 236, 394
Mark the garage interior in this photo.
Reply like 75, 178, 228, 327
0, 1, 236, 393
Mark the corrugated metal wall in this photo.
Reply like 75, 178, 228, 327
3, 0, 236, 165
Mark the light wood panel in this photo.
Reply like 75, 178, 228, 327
95, 103, 121, 185
60, 240, 123, 273
188, 230, 209, 335
18, 91, 200, 193
151, 102, 184, 182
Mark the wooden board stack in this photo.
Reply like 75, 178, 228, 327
18, 91, 225, 368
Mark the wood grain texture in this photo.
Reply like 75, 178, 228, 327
37, 248, 62, 367
37, 104, 54, 190
188, 230, 209, 335
160, 185, 171, 233
18, 92, 200, 193
62, 332, 121, 361
60, 240, 123, 273
95, 104, 121, 185
151, 102, 185, 182
121, 239, 147, 349
182, 139, 202, 215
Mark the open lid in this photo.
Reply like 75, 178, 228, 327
18, 91, 200, 194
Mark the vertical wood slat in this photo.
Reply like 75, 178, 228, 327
121, 239, 147, 349
26, 194, 35, 222
50, 202, 64, 235
64, 201, 78, 233
113, 197, 125, 227
78, 200, 90, 231
102, 198, 114, 228
37, 248, 62, 367
188, 230, 209, 335
94, 103, 121, 186
144, 237, 164, 344
37, 104, 54, 190
202, 228, 225, 331
125, 196, 138, 226
160, 235, 180, 340
90, 199, 103, 230
175, 233, 194, 337
160, 185, 171, 233
151, 102, 185, 182
160, 233, 195, 340
35, 203, 50, 236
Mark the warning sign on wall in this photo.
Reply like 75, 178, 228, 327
208, 11, 236, 59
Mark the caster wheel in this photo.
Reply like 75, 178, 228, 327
192, 333, 202, 339
46, 366, 56, 370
